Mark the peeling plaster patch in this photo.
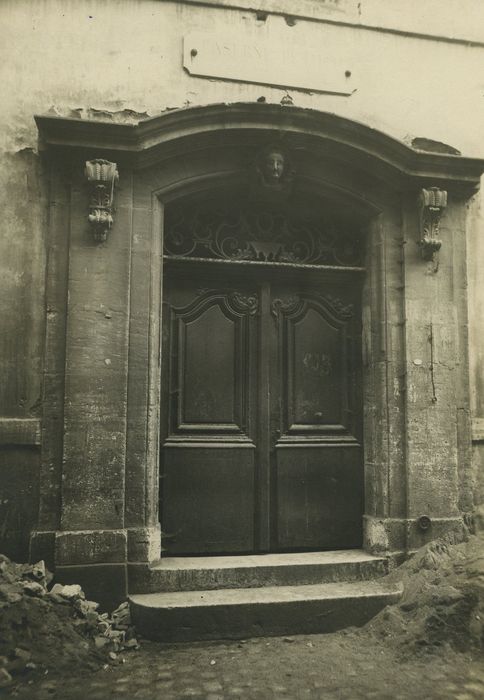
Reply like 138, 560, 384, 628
45, 105, 151, 124
5, 121, 41, 154
88, 108, 150, 123
411, 137, 461, 156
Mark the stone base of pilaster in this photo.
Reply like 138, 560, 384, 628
29, 525, 161, 610
363, 514, 468, 557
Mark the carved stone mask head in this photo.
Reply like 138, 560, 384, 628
264, 150, 285, 181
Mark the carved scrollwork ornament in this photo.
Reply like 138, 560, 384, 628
85, 159, 119, 243
323, 294, 354, 319
229, 291, 259, 316
196, 288, 259, 316
418, 187, 447, 263
164, 204, 362, 267
271, 295, 301, 320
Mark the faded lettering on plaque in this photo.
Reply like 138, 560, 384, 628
183, 33, 355, 96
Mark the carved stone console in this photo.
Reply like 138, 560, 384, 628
418, 186, 448, 262
85, 159, 119, 242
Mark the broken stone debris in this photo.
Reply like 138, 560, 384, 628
0, 554, 139, 686
2, 535, 483, 688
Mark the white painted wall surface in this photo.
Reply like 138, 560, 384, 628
1, 0, 484, 155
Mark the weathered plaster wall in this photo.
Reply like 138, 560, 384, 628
1, 1, 484, 154
1, 0, 484, 559
0, 148, 46, 557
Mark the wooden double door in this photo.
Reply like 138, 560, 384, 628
160, 263, 363, 554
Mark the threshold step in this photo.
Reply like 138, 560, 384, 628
130, 580, 402, 642
130, 550, 388, 593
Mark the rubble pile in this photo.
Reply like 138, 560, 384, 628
0, 555, 139, 688
363, 533, 484, 655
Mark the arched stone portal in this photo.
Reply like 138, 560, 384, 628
32, 104, 484, 605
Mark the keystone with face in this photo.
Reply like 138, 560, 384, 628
264, 150, 285, 181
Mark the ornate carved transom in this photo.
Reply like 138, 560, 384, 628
164, 203, 363, 267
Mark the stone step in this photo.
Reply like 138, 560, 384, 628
130, 550, 389, 593
130, 580, 402, 642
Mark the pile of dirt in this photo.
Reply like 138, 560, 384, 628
362, 532, 484, 655
0, 555, 139, 688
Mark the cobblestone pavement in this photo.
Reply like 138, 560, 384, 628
8, 633, 484, 700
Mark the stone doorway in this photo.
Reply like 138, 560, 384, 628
31, 104, 483, 605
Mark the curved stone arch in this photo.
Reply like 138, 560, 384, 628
35, 102, 484, 190
32, 103, 484, 603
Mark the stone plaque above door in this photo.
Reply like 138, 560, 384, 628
183, 32, 355, 95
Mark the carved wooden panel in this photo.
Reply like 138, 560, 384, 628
291, 305, 343, 426
182, 304, 236, 425
163, 446, 256, 554
161, 273, 259, 554
276, 447, 364, 550
166, 288, 257, 440
271, 286, 363, 551
273, 292, 359, 442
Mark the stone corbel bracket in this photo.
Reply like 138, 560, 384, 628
85, 159, 119, 243
418, 186, 447, 262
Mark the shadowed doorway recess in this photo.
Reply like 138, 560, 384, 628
160, 192, 365, 555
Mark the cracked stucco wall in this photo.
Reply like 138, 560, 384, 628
1, 0, 484, 557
